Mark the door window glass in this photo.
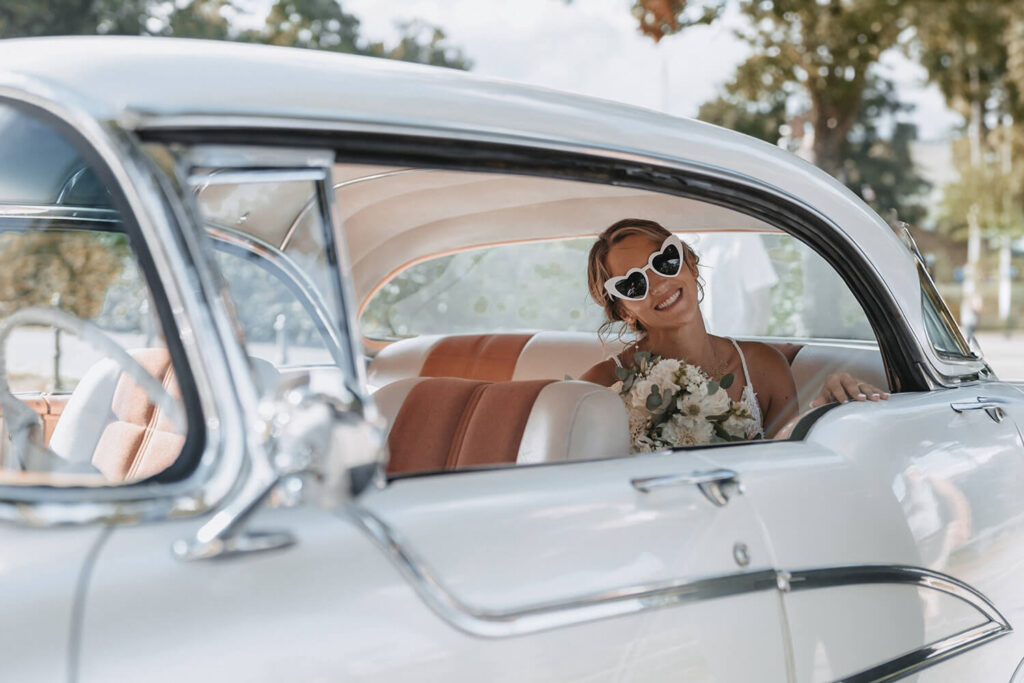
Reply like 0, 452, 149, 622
0, 103, 191, 485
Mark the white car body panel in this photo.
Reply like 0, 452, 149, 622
0, 525, 104, 681
79, 498, 788, 682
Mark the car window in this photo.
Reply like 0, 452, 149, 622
185, 168, 351, 398
337, 164, 888, 476
0, 102, 191, 486
361, 232, 874, 342
917, 261, 973, 358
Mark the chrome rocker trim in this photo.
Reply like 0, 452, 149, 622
350, 506, 1010, 680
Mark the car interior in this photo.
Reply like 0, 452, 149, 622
0, 156, 891, 485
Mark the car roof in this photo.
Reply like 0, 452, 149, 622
0, 36, 971, 376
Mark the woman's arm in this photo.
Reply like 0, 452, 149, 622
579, 358, 618, 386
744, 342, 798, 439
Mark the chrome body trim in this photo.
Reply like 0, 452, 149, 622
0, 81, 251, 522
349, 504, 1012, 660
837, 623, 1009, 683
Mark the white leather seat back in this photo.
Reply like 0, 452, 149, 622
511, 332, 627, 381
516, 380, 629, 463
790, 344, 887, 413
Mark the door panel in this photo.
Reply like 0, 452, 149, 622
709, 388, 1024, 682
80, 450, 791, 682
359, 450, 790, 680
0, 525, 104, 682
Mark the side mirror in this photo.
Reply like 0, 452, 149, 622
173, 382, 386, 561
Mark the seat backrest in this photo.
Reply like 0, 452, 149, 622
789, 344, 887, 413
368, 332, 627, 389
375, 377, 629, 474
51, 349, 279, 482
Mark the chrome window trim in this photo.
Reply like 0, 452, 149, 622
0, 81, 253, 524
350, 505, 1010, 650
0, 204, 120, 224
204, 223, 350, 368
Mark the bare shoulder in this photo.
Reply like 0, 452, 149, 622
579, 358, 619, 386
736, 340, 793, 385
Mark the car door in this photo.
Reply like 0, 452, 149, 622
76, 453, 791, 682
74, 142, 792, 682
700, 385, 1024, 683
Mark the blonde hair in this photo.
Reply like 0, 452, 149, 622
587, 218, 702, 339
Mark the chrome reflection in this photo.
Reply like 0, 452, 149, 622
837, 622, 1008, 683
350, 505, 1011, 655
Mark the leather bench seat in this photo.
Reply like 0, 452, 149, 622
375, 377, 630, 474
369, 332, 889, 416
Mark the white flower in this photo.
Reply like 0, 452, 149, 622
722, 413, 753, 440
701, 385, 732, 415
629, 378, 657, 410
647, 358, 681, 392
682, 363, 708, 393
659, 413, 715, 446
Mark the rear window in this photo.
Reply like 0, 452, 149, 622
360, 233, 873, 342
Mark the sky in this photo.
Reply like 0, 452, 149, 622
343, 0, 963, 141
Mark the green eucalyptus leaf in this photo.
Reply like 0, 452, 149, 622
564, 374, 574, 381
720, 373, 734, 389
615, 366, 629, 381
707, 381, 719, 395
650, 384, 660, 396
646, 392, 662, 410
622, 375, 635, 392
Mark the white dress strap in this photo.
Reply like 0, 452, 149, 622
728, 338, 754, 389
728, 338, 764, 438
610, 352, 624, 369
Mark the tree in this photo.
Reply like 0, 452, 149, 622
696, 59, 791, 144
0, 0, 472, 71
840, 77, 930, 226
910, 0, 1020, 327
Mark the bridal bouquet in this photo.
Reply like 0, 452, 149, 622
611, 351, 755, 452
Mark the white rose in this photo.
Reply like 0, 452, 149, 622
629, 378, 656, 410
647, 358, 681, 392
701, 385, 731, 415
722, 413, 753, 440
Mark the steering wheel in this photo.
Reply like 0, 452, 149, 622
0, 307, 184, 473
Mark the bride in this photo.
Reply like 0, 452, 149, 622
580, 219, 888, 443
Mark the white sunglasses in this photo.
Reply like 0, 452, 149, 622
603, 234, 685, 301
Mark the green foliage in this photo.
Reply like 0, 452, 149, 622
840, 77, 931, 225
0, 0, 472, 71
0, 231, 127, 319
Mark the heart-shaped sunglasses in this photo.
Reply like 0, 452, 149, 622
603, 234, 684, 301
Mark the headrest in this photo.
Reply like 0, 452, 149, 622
368, 332, 628, 388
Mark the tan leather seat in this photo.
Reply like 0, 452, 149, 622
375, 377, 630, 474
51, 349, 278, 482
368, 332, 628, 388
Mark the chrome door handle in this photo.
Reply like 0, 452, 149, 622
631, 468, 743, 507
951, 397, 1008, 423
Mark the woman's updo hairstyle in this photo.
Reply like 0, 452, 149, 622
587, 218, 702, 338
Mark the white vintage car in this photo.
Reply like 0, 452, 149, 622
1, 36, 1022, 683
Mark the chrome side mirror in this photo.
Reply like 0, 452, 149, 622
174, 382, 386, 561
